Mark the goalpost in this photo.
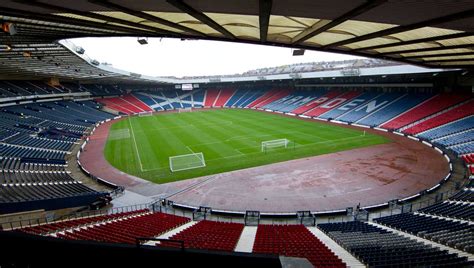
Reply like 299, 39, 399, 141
138, 111, 153, 117
169, 152, 206, 172
178, 107, 192, 113
261, 139, 290, 153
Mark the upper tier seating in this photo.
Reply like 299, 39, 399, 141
374, 213, 474, 253
162, 220, 244, 252
57, 212, 190, 244
318, 221, 471, 267
253, 224, 345, 267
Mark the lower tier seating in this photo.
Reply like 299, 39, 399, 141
161, 220, 244, 252
20, 209, 149, 235
57, 212, 190, 244
253, 224, 345, 267
450, 188, 474, 202
318, 221, 472, 267
374, 213, 474, 253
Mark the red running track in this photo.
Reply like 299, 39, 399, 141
79, 110, 449, 213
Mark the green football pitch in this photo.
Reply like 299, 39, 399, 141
104, 109, 390, 184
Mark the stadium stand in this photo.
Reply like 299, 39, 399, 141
374, 213, 474, 253
357, 93, 434, 127
0, 96, 115, 214
304, 91, 360, 116
20, 209, 149, 235
204, 89, 220, 107
419, 116, 474, 141
225, 88, 249, 107
162, 220, 244, 252
253, 89, 292, 109
404, 99, 474, 135
318, 221, 472, 267
213, 88, 236, 107
381, 94, 471, 130
418, 201, 474, 221
253, 224, 346, 267
56, 212, 190, 244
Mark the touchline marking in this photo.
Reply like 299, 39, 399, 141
128, 117, 145, 172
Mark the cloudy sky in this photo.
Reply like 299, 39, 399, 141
70, 37, 364, 78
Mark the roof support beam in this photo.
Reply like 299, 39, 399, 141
378, 44, 474, 56
166, 0, 236, 39
353, 32, 474, 52
403, 51, 474, 59
293, 0, 387, 44
322, 8, 474, 48
17, 1, 179, 36
88, 0, 206, 36
259, 0, 272, 42
422, 58, 474, 63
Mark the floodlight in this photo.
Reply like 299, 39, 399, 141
137, 38, 148, 45
292, 49, 305, 56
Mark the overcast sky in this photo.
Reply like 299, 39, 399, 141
70, 37, 364, 78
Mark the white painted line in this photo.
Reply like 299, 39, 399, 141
128, 117, 144, 172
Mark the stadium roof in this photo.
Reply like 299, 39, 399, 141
0, 0, 473, 81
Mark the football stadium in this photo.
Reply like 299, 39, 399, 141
0, 1, 473, 267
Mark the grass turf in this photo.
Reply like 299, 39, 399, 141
104, 109, 390, 184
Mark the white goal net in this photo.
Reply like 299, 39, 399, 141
169, 152, 206, 172
261, 139, 289, 153
178, 107, 192, 113
138, 111, 153, 117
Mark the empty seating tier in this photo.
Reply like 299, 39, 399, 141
404, 99, 474, 135
418, 201, 474, 221
161, 220, 244, 252
20, 209, 149, 235
253, 224, 345, 267
57, 212, 190, 244
318, 221, 472, 267
381, 94, 471, 130
374, 213, 474, 253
